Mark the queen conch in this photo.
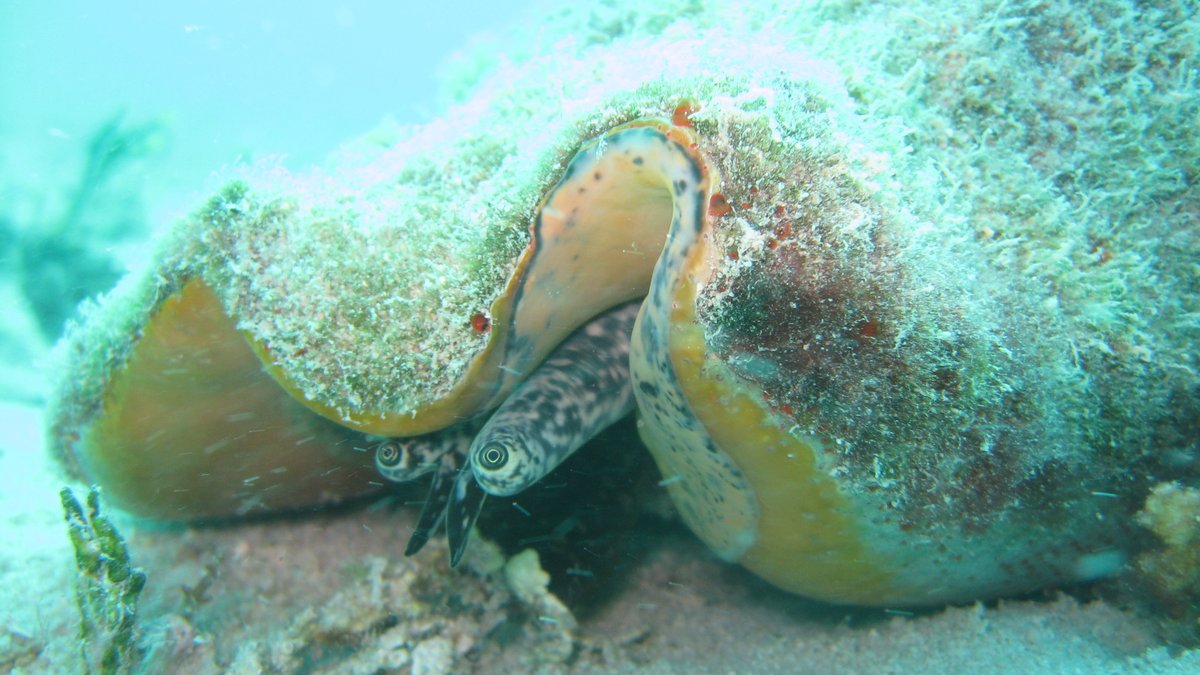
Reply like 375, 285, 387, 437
47, 7, 1199, 607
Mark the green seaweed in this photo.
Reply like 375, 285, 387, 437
8, 114, 161, 339
61, 486, 146, 675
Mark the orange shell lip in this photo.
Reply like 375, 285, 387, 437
72, 279, 380, 520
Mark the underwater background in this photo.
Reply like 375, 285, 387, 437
2, 0, 1199, 673
0, 0, 528, 351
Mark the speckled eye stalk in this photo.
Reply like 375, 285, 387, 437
477, 444, 508, 471
374, 441, 407, 469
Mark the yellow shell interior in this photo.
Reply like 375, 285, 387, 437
668, 286, 901, 603
76, 279, 379, 519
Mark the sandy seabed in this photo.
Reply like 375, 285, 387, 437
3, 392, 1199, 673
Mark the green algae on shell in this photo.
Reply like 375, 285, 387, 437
47, 1, 1199, 605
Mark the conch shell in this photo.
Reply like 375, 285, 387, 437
48, 7, 1199, 606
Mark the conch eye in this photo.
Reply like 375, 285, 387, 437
478, 444, 508, 471
375, 441, 406, 468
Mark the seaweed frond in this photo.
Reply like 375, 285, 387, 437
61, 486, 147, 675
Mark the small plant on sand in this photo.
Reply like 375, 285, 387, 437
61, 486, 146, 674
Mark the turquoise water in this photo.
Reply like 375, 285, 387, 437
0, 2, 527, 222
1, 1, 1198, 673
0, 0, 529, 344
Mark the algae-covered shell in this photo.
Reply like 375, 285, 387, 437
48, 6, 1198, 606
